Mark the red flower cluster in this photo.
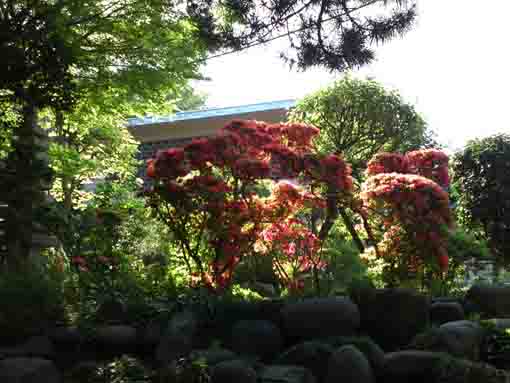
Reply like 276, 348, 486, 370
362, 172, 451, 272
145, 119, 351, 291
260, 218, 323, 290
367, 149, 449, 189
366, 153, 409, 175
406, 149, 450, 188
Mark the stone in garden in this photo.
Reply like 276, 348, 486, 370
203, 299, 284, 345
189, 348, 238, 366
465, 284, 510, 317
432, 297, 462, 304
280, 297, 359, 342
438, 320, 485, 361
352, 288, 429, 351
0, 357, 61, 383
258, 365, 317, 383
409, 320, 485, 361
139, 320, 164, 346
384, 350, 509, 383
276, 341, 334, 383
323, 336, 385, 376
96, 299, 127, 323
382, 350, 448, 382
430, 301, 465, 325
156, 310, 199, 364
48, 326, 84, 345
230, 319, 283, 361
325, 345, 374, 383
95, 325, 138, 348
0, 336, 55, 359
210, 359, 257, 383
444, 357, 510, 383
65, 361, 100, 383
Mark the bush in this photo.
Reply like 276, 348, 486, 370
0, 268, 65, 342
320, 237, 367, 295
430, 228, 492, 296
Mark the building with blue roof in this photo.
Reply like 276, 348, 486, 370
128, 99, 296, 165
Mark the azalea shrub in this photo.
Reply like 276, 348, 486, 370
145, 119, 353, 293
360, 149, 453, 287
145, 118, 452, 293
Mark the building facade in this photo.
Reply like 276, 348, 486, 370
127, 100, 296, 176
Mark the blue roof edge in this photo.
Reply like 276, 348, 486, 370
127, 99, 296, 127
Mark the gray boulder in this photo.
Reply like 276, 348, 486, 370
280, 297, 359, 341
430, 302, 465, 325
352, 288, 429, 351
325, 345, 374, 383
189, 348, 238, 366
48, 326, 83, 345
276, 341, 334, 383
323, 336, 385, 375
384, 350, 509, 383
139, 320, 164, 347
156, 310, 199, 364
258, 365, 317, 383
96, 299, 127, 323
383, 351, 448, 382
64, 361, 100, 383
0, 336, 55, 359
409, 320, 485, 361
438, 320, 485, 361
95, 325, 138, 348
0, 357, 60, 383
465, 285, 510, 317
211, 359, 257, 383
230, 319, 283, 361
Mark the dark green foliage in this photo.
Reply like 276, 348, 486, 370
320, 236, 367, 295
447, 228, 491, 261
0, 1, 77, 109
0, 269, 65, 342
451, 134, 510, 260
0, 0, 206, 107
192, 0, 417, 71
429, 228, 492, 296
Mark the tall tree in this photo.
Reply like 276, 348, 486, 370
288, 76, 437, 178
45, 99, 139, 211
190, 0, 417, 71
451, 134, 510, 262
0, 0, 206, 269
46, 81, 208, 211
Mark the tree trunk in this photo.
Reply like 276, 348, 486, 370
62, 179, 74, 211
6, 101, 38, 272
339, 207, 365, 252
54, 110, 74, 211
